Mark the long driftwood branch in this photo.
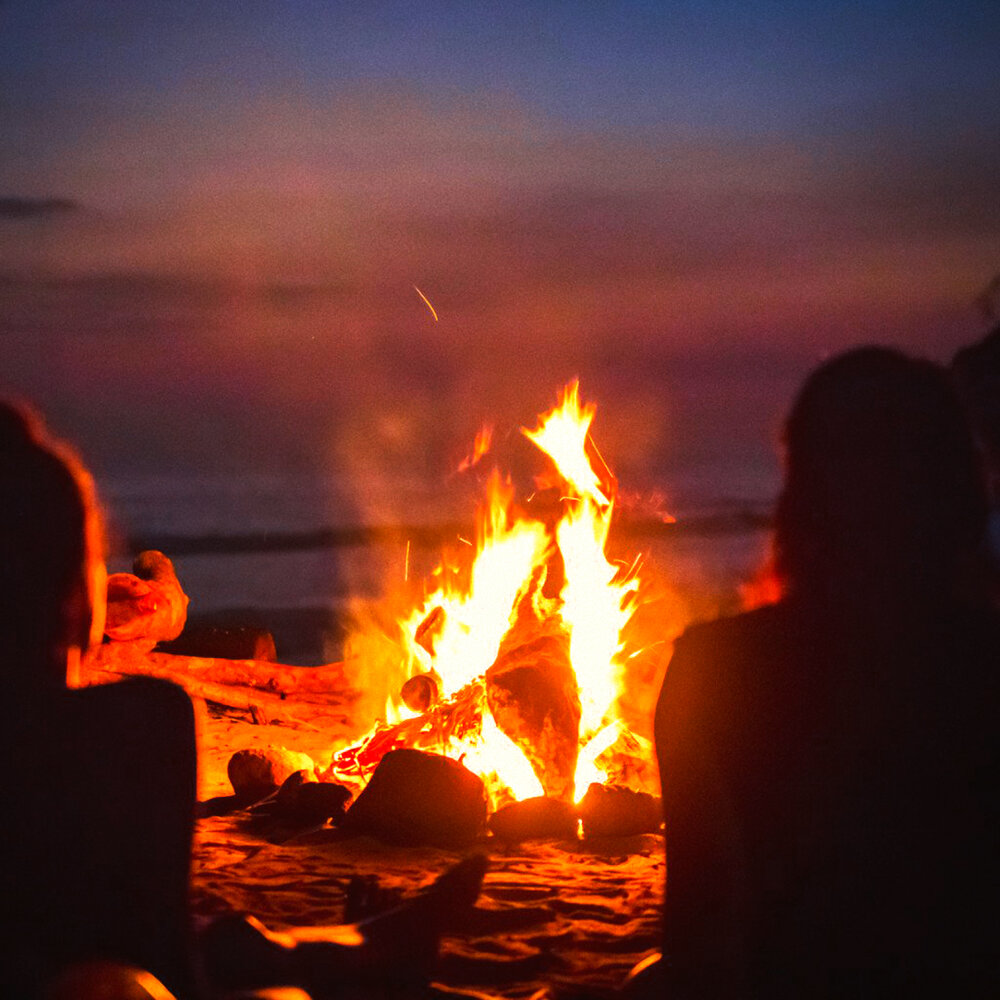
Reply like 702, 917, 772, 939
82, 642, 357, 727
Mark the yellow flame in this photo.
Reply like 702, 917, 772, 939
341, 381, 647, 810
399, 471, 549, 697
522, 380, 606, 503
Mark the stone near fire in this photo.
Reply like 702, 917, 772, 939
227, 747, 316, 801
488, 796, 578, 842
485, 620, 581, 801
294, 780, 353, 826
342, 748, 487, 848
250, 773, 353, 832
578, 783, 663, 839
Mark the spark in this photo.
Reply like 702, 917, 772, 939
404, 540, 411, 582
413, 285, 439, 322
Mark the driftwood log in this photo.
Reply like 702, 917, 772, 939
82, 640, 356, 728
105, 550, 189, 645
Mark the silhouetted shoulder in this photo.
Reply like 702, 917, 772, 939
71, 673, 194, 721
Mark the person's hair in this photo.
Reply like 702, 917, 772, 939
952, 323, 1000, 483
0, 401, 104, 673
773, 347, 988, 606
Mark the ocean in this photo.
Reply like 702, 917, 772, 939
98, 466, 777, 665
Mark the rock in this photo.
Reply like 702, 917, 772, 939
290, 781, 352, 827
227, 747, 315, 801
342, 748, 487, 848
578, 783, 662, 838
485, 619, 581, 801
275, 769, 311, 807
105, 550, 189, 644
489, 796, 578, 842
274, 771, 352, 826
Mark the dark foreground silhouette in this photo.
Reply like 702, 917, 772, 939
0, 402, 485, 1000
652, 348, 999, 997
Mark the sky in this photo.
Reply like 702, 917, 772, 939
1, 1, 998, 513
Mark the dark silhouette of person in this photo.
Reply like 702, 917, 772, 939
952, 323, 1000, 597
0, 402, 201, 999
0, 401, 486, 1000
653, 348, 999, 997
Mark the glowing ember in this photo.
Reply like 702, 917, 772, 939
330, 382, 651, 808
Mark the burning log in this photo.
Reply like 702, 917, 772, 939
488, 796, 578, 842
341, 748, 488, 848
400, 670, 442, 713
414, 605, 446, 656
592, 726, 658, 796
577, 783, 662, 838
485, 619, 581, 801
104, 550, 188, 645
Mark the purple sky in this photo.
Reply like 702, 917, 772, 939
1, 1, 998, 502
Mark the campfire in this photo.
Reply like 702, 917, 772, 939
325, 382, 662, 829
86, 382, 674, 845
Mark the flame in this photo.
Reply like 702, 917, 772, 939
457, 424, 493, 473
333, 382, 648, 809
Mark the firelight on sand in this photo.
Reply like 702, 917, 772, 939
331, 382, 650, 807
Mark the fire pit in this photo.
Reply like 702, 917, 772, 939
325, 382, 668, 828
84, 382, 680, 996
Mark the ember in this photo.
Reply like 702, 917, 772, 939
330, 383, 663, 813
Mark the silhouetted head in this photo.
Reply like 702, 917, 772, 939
952, 323, 1000, 492
0, 402, 105, 688
774, 347, 988, 607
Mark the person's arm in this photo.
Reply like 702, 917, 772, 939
71, 676, 199, 997
655, 630, 748, 997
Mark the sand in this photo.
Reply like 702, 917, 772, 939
190, 707, 663, 998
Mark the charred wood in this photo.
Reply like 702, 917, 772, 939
485, 619, 581, 801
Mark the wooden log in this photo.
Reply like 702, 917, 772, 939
104, 550, 189, 644
80, 642, 357, 728
485, 617, 581, 801
84, 641, 351, 698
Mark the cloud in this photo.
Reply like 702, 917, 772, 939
0, 196, 79, 219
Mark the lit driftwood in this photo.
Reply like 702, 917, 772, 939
485, 617, 581, 802
82, 641, 356, 727
105, 550, 189, 644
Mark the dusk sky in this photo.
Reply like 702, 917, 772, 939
2, 1, 998, 512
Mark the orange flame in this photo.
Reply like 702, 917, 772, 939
457, 424, 493, 473
333, 382, 649, 807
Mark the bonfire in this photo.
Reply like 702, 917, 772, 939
328, 381, 658, 813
